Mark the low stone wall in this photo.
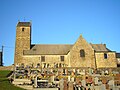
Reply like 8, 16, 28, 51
0, 65, 14, 71
12, 79, 32, 85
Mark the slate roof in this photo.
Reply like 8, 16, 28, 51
23, 43, 111, 55
90, 44, 111, 52
116, 53, 120, 58
24, 44, 73, 55
17, 22, 31, 27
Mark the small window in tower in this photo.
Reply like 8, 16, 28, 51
104, 53, 107, 59
22, 28, 25, 32
60, 56, 64, 61
80, 49, 85, 57
41, 56, 45, 62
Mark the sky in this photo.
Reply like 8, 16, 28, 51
0, 0, 120, 66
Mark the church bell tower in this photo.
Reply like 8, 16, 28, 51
14, 22, 31, 65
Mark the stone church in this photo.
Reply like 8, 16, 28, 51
14, 22, 119, 69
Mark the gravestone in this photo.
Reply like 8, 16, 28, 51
94, 77, 99, 85
81, 79, 86, 88
60, 78, 64, 90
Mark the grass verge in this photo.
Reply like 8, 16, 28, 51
0, 70, 25, 90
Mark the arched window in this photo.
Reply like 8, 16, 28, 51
80, 49, 85, 57
104, 53, 107, 59
22, 28, 25, 32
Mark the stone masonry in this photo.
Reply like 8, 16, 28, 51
14, 22, 31, 65
14, 22, 118, 69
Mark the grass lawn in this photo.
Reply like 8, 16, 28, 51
0, 70, 25, 90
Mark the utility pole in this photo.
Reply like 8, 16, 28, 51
1, 45, 4, 66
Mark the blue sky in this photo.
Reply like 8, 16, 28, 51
0, 0, 120, 66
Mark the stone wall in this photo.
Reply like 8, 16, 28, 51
0, 65, 14, 71
95, 52, 117, 68
14, 26, 31, 65
69, 35, 96, 68
22, 55, 68, 68
22, 56, 39, 67
14, 22, 117, 69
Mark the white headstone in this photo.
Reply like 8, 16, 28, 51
50, 76, 54, 82
71, 77, 74, 82
34, 76, 37, 88
60, 78, 64, 90
108, 80, 114, 89
68, 76, 70, 82
100, 84, 106, 90
77, 69, 80, 74
81, 79, 86, 87
94, 77, 99, 85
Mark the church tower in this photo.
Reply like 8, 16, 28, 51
14, 22, 31, 65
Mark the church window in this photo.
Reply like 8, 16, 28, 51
60, 56, 64, 61
22, 28, 25, 32
41, 56, 45, 62
80, 49, 85, 57
104, 53, 107, 59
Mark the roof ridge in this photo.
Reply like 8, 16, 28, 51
32, 44, 73, 45
90, 43, 106, 45
24, 44, 73, 55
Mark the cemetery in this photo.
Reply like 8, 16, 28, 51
10, 65, 120, 90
